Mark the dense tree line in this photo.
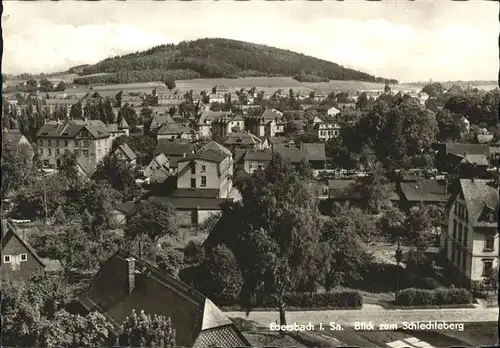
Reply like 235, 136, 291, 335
73, 69, 200, 85
70, 38, 398, 83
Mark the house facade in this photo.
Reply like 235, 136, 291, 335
315, 121, 340, 141
442, 179, 499, 289
177, 150, 233, 198
36, 119, 112, 169
1, 220, 46, 280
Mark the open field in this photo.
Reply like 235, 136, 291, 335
321, 321, 498, 347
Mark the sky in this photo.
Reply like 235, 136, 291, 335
2, 1, 498, 83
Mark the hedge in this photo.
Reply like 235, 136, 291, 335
259, 290, 363, 309
396, 288, 472, 306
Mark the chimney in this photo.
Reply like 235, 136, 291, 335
126, 257, 136, 294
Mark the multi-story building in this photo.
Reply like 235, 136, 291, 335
176, 149, 233, 199
154, 86, 184, 106
211, 114, 245, 139
209, 85, 229, 104
197, 111, 232, 138
442, 179, 499, 289
315, 121, 341, 141
245, 108, 285, 138
106, 117, 130, 141
36, 119, 111, 169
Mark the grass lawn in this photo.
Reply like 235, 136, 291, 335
159, 228, 208, 249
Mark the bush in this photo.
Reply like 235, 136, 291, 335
260, 290, 363, 309
396, 288, 472, 306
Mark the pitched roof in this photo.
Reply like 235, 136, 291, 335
327, 179, 361, 200
261, 108, 280, 121
37, 120, 110, 139
244, 150, 273, 162
80, 250, 249, 348
460, 154, 489, 166
2, 129, 25, 145
300, 143, 326, 161
180, 150, 229, 164
150, 114, 176, 129
267, 136, 289, 145
441, 143, 490, 157
118, 117, 130, 129
112, 201, 137, 216
459, 179, 499, 228
1, 219, 46, 270
156, 123, 192, 135
116, 143, 137, 161
149, 167, 171, 183
272, 144, 308, 163
154, 140, 195, 157
197, 141, 232, 157
148, 153, 169, 169
399, 179, 448, 202
225, 132, 262, 145
198, 111, 232, 124
76, 156, 96, 176
171, 188, 220, 199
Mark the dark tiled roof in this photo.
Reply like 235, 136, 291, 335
460, 179, 499, 228
171, 189, 220, 199
199, 111, 232, 124
180, 150, 229, 164
165, 197, 233, 210
399, 179, 449, 202
197, 141, 232, 157
225, 132, 262, 145
244, 150, 273, 162
76, 157, 96, 176
156, 123, 192, 135
301, 143, 326, 161
1, 219, 46, 269
113, 201, 137, 216
272, 144, 308, 163
442, 143, 490, 156
116, 143, 137, 161
327, 179, 361, 199
267, 136, 289, 145
37, 121, 110, 139
81, 250, 249, 348
460, 154, 489, 166
233, 149, 247, 164
118, 117, 130, 129
154, 140, 195, 157
261, 108, 280, 121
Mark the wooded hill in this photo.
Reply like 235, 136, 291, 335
69, 38, 398, 85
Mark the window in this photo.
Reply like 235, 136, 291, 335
56, 149, 60, 156
48, 140, 52, 146
463, 227, 468, 247
191, 164, 196, 174
82, 140, 89, 148
451, 244, 456, 263
461, 250, 467, 270
258, 165, 263, 170
48, 149, 52, 156
485, 236, 495, 251
190, 178, 196, 188
454, 203, 458, 215
452, 220, 457, 239
20, 253, 27, 262
56, 140, 60, 147
3, 255, 11, 263
39, 139, 43, 146
458, 223, 463, 243
201, 176, 207, 187
201, 165, 206, 172
43, 160, 49, 167
83, 150, 89, 157
64, 140, 68, 147
75, 140, 80, 147
482, 260, 493, 276
465, 210, 468, 222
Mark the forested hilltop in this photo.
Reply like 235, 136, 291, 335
69, 38, 398, 85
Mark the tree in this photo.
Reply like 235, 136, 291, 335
93, 154, 138, 199
111, 135, 156, 165
115, 91, 123, 107
384, 83, 391, 94
164, 78, 176, 90
350, 162, 392, 214
198, 245, 243, 305
1, 273, 114, 347
57, 150, 79, 182
156, 247, 184, 278
39, 78, 54, 92
125, 197, 178, 259
118, 310, 176, 348
69, 102, 83, 120
377, 206, 407, 241
183, 240, 205, 265
55, 81, 67, 92
435, 109, 467, 142
422, 82, 444, 99
102, 97, 115, 124
294, 132, 320, 144
117, 104, 138, 129
1, 137, 34, 197
211, 154, 321, 327
356, 92, 372, 111
484, 266, 499, 293
403, 205, 435, 267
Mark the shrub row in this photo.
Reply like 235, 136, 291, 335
259, 290, 363, 309
396, 288, 472, 306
